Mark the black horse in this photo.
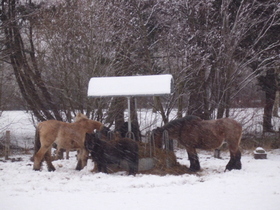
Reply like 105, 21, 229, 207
85, 133, 139, 175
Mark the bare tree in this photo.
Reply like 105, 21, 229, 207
1, 0, 63, 121
160, 0, 280, 121
1, 0, 279, 135
28, 0, 117, 122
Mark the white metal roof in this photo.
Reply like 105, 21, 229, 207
87, 74, 174, 97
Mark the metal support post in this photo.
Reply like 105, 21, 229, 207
127, 97, 132, 139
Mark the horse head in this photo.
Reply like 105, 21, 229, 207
84, 133, 100, 152
75, 117, 104, 135
98, 126, 111, 140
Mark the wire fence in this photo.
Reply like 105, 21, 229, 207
0, 130, 33, 158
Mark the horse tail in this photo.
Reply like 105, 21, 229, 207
31, 127, 41, 161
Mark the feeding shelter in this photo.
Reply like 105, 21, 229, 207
87, 74, 190, 174
87, 74, 174, 135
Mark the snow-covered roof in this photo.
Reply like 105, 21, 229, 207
87, 74, 174, 97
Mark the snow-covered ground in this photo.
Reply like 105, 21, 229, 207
0, 149, 280, 210
0, 110, 280, 210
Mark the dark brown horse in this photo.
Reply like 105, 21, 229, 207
33, 113, 105, 171
152, 115, 242, 172
85, 133, 139, 175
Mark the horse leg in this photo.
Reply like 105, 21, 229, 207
131, 159, 139, 175
45, 148, 56, 172
33, 146, 49, 171
56, 148, 64, 160
80, 149, 88, 169
128, 161, 138, 175
129, 167, 133, 175
76, 159, 82, 171
96, 162, 103, 172
127, 154, 139, 175
127, 161, 134, 175
187, 148, 200, 172
103, 163, 108, 173
225, 149, 242, 171
66, 150, 70, 159
81, 149, 89, 168
225, 136, 242, 171
75, 149, 88, 170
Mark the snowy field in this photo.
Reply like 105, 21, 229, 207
0, 108, 277, 149
0, 110, 280, 210
1, 150, 280, 210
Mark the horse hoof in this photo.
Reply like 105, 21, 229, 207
187, 168, 200, 173
224, 166, 242, 172
47, 166, 56, 172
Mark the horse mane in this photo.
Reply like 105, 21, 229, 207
75, 113, 88, 122
161, 115, 202, 131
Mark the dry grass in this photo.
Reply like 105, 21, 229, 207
241, 133, 280, 150
134, 142, 191, 175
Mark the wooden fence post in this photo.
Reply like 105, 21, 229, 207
5, 130, 10, 160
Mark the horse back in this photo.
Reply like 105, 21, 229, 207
59, 123, 87, 147
181, 118, 241, 149
215, 118, 242, 137
199, 118, 241, 136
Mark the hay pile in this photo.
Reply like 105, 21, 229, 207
137, 142, 189, 175
90, 142, 190, 175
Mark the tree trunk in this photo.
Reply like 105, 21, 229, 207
217, 105, 225, 119
263, 90, 276, 132
177, 82, 184, 119
1, 0, 63, 121
273, 91, 279, 117
259, 69, 277, 132
154, 96, 168, 125
105, 97, 125, 130
130, 97, 141, 141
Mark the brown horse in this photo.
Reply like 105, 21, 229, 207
152, 115, 242, 172
33, 113, 104, 171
